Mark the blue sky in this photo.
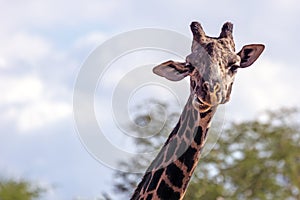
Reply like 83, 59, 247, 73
0, 0, 300, 199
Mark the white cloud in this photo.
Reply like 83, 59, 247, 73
0, 32, 52, 68
248, 59, 297, 108
0, 1, 120, 32
35, 180, 61, 200
227, 57, 299, 121
273, 0, 300, 10
0, 74, 72, 133
0, 57, 7, 69
14, 100, 71, 132
0, 75, 43, 104
74, 31, 108, 50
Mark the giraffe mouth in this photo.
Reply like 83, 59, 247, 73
192, 95, 213, 112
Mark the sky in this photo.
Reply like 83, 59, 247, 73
0, 0, 300, 199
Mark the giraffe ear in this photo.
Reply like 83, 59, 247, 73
153, 60, 192, 81
238, 44, 265, 68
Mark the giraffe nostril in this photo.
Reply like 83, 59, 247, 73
214, 83, 221, 92
203, 82, 221, 93
202, 82, 210, 92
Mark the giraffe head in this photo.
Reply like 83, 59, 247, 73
153, 21, 265, 112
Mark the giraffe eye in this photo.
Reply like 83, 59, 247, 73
229, 65, 238, 74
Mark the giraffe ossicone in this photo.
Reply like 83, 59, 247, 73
131, 21, 265, 200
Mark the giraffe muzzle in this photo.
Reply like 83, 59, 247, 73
192, 94, 212, 112
192, 81, 222, 112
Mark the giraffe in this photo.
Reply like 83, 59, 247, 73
131, 21, 265, 200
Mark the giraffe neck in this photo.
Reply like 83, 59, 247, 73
131, 96, 217, 200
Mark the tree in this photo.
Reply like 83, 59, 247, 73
109, 105, 300, 200
111, 100, 180, 198
186, 108, 300, 199
0, 178, 44, 200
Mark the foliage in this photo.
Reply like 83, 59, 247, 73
186, 108, 300, 200
109, 105, 300, 200
111, 100, 180, 198
0, 178, 44, 200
